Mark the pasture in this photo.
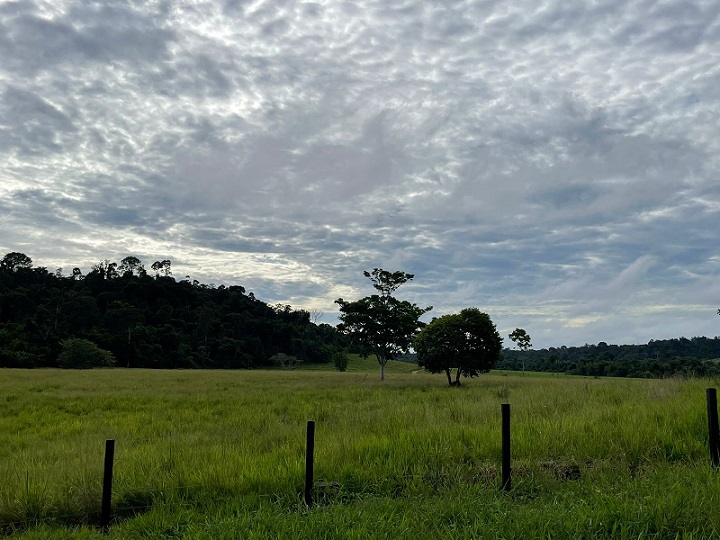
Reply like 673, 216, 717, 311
2, 360, 720, 539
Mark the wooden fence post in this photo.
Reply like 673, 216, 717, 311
100, 439, 115, 533
501, 403, 511, 491
305, 421, 315, 507
707, 389, 720, 467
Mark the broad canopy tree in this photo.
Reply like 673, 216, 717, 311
414, 308, 503, 386
1, 252, 33, 273
335, 269, 432, 380
119, 256, 146, 277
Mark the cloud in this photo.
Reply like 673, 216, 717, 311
540, 254, 657, 309
0, 86, 77, 155
0, 4, 174, 75
1, 0, 719, 348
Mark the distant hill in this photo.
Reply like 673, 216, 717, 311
0, 253, 345, 369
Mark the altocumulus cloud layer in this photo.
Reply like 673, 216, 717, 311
1, 0, 719, 347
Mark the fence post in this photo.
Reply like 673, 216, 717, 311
305, 421, 315, 507
707, 389, 720, 467
100, 439, 115, 533
501, 403, 511, 491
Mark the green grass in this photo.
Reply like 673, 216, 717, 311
296, 354, 418, 373
1, 361, 720, 538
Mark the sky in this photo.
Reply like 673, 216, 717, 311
1, 0, 719, 349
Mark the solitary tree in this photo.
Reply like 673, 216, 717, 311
508, 328, 532, 375
335, 269, 431, 380
509, 328, 532, 351
414, 308, 503, 386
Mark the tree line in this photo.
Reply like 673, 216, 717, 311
2, 252, 717, 382
0, 256, 503, 384
0, 252, 345, 369
498, 337, 720, 378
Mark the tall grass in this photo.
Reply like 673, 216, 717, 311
1, 364, 719, 538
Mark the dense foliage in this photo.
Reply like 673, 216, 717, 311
498, 337, 720, 378
57, 338, 115, 369
0, 253, 345, 369
415, 308, 503, 386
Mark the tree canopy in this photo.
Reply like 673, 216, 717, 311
0, 252, 345, 370
414, 308, 503, 386
1, 252, 33, 273
336, 269, 431, 380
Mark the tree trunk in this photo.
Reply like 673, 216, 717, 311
375, 353, 387, 381
446, 368, 452, 386
455, 368, 462, 386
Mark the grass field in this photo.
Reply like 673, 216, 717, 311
2, 358, 720, 539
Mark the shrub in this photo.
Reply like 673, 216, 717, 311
57, 338, 115, 369
333, 351, 349, 372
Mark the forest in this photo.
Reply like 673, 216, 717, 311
0, 252, 345, 369
1, 251, 719, 378
497, 337, 720, 378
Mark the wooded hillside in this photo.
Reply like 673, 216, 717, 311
498, 337, 720, 378
0, 253, 344, 368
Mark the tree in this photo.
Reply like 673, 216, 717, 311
103, 300, 144, 340
57, 338, 115, 369
1, 252, 33, 272
119, 256, 145, 277
335, 269, 431, 380
414, 308, 503, 386
509, 328, 532, 351
151, 260, 172, 277
89, 259, 114, 279
106, 262, 119, 280
333, 350, 349, 372
56, 291, 101, 334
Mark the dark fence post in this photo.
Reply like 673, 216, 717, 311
707, 389, 720, 467
101, 439, 115, 533
501, 403, 511, 491
305, 421, 315, 507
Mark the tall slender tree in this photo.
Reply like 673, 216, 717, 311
509, 328, 532, 351
335, 269, 431, 380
